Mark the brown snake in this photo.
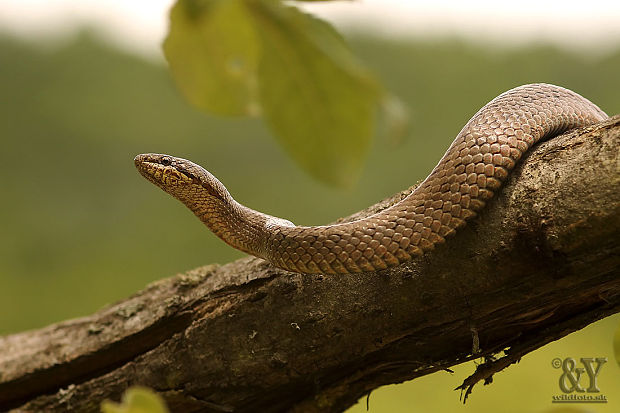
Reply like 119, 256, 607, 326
135, 83, 607, 274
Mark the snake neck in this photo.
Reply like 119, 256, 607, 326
182, 189, 293, 259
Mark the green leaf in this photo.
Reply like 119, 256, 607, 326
164, 0, 260, 116
164, 0, 386, 186
250, 1, 380, 186
101, 386, 169, 413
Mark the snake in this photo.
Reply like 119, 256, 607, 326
135, 83, 607, 274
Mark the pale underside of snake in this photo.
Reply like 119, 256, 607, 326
135, 83, 608, 275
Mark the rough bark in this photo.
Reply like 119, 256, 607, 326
1, 116, 619, 413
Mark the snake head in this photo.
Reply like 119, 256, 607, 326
134, 153, 231, 205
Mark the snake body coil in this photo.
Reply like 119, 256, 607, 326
135, 84, 607, 274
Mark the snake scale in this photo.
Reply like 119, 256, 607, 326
135, 83, 608, 274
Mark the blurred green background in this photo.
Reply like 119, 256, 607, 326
0, 30, 618, 412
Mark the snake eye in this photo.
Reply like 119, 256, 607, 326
161, 157, 172, 166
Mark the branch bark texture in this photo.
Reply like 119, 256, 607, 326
1, 116, 619, 413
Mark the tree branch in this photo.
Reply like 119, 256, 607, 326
1, 116, 619, 413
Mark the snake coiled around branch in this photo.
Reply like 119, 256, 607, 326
135, 83, 608, 274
